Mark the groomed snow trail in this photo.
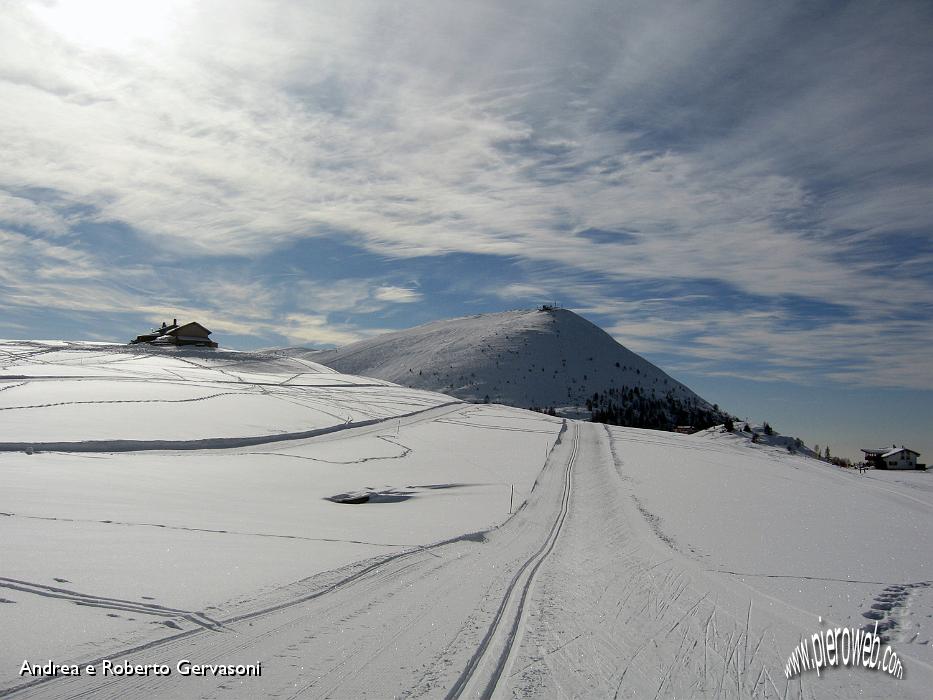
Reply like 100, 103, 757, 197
446, 424, 577, 699
499, 424, 789, 698
5, 421, 925, 698
4, 423, 579, 700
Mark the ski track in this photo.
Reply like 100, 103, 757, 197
11, 422, 770, 700
0, 579, 222, 631
1, 420, 576, 700
0, 401, 463, 453
0, 390, 254, 412
436, 418, 558, 435
3, 411, 927, 698
446, 423, 578, 699
0, 512, 416, 548
496, 424, 785, 698
245, 434, 412, 464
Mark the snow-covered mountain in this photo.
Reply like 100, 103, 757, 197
300, 307, 728, 428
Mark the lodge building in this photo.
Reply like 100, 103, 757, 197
131, 319, 218, 348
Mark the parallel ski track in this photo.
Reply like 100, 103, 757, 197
447, 422, 579, 699
0, 529, 484, 699
0, 412, 565, 700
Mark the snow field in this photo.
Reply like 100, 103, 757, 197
2, 340, 931, 698
0, 343, 563, 691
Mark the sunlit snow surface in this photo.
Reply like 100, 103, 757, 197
0, 341, 560, 685
0, 340, 445, 443
302, 308, 716, 413
1, 341, 931, 698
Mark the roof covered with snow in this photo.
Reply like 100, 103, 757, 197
862, 446, 920, 457
882, 446, 920, 458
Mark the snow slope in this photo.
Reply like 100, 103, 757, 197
2, 340, 931, 698
0, 341, 562, 694
0, 341, 452, 445
301, 308, 723, 423
696, 422, 820, 459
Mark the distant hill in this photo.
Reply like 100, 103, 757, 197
290, 308, 728, 430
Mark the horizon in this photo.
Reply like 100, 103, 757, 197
1, 1, 931, 463
2, 304, 927, 464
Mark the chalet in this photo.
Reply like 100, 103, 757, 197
130, 319, 218, 348
861, 445, 922, 470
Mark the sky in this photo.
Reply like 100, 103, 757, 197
1, 0, 931, 461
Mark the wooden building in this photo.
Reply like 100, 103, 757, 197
131, 320, 218, 348
860, 446, 922, 470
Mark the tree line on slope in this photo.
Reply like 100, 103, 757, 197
585, 386, 727, 431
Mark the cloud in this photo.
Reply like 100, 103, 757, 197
493, 283, 552, 300
0, 228, 101, 283
373, 286, 421, 304
0, 226, 424, 348
279, 312, 378, 347
0, 191, 70, 236
0, 0, 931, 387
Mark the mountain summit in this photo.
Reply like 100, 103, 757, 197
304, 308, 726, 429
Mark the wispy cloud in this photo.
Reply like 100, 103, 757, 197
0, 0, 931, 389
0, 192, 70, 236
373, 286, 421, 304
0, 226, 426, 346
